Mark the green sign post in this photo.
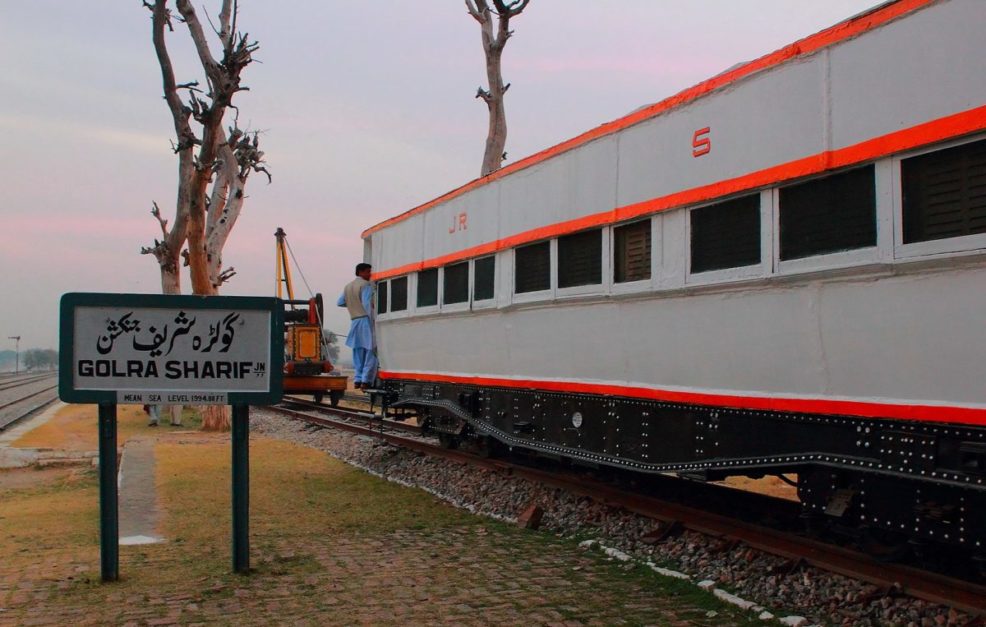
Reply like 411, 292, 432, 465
59, 293, 283, 580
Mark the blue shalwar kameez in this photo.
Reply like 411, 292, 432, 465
337, 285, 377, 385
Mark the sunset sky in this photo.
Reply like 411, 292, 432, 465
0, 1, 881, 358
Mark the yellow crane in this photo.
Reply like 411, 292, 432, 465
275, 227, 347, 406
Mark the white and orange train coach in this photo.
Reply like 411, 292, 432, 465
362, 0, 986, 552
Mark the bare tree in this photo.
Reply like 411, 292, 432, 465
465, 0, 531, 177
141, 0, 269, 430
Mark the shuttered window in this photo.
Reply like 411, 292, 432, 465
558, 229, 602, 288
902, 139, 986, 244
690, 194, 761, 273
473, 255, 495, 301
377, 280, 388, 314
614, 220, 651, 283
390, 277, 408, 312
515, 241, 551, 293
443, 262, 469, 305
417, 268, 438, 307
779, 165, 876, 260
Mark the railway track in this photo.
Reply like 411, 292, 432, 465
0, 373, 59, 431
0, 373, 56, 393
269, 399, 986, 617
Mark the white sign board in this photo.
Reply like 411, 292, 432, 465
60, 294, 282, 405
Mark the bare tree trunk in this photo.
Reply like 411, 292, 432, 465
159, 255, 184, 426
142, 0, 268, 432
481, 37, 508, 177
465, 0, 530, 177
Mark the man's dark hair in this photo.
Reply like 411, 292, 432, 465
355, 263, 372, 275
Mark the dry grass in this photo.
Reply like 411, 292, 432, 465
156, 437, 471, 550
12, 403, 201, 450
0, 466, 99, 571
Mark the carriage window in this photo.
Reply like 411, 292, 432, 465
690, 194, 761, 273
902, 139, 986, 244
614, 220, 651, 283
473, 255, 495, 301
779, 165, 876, 260
416, 268, 438, 307
558, 229, 602, 288
390, 276, 407, 311
377, 280, 388, 314
515, 241, 550, 293
443, 262, 469, 305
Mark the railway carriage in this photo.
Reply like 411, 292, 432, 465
363, 0, 986, 553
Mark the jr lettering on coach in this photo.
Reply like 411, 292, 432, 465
448, 212, 468, 234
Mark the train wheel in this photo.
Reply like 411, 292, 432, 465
438, 433, 459, 450
476, 436, 502, 458
313, 392, 324, 404
859, 529, 910, 563
329, 390, 343, 407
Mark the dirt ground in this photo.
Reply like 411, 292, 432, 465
10, 403, 201, 451
0, 465, 86, 491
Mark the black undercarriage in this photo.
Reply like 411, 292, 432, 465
381, 378, 986, 554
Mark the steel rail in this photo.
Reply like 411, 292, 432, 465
0, 390, 59, 431
0, 385, 58, 413
279, 397, 420, 434
268, 403, 986, 616
0, 373, 56, 393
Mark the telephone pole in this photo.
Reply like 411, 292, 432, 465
8, 336, 20, 375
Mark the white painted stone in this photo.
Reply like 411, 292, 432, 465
646, 562, 690, 580
0, 447, 38, 469
779, 616, 808, 627
713, 588, 757, 610
759, 611, 775, 621
119, 535, 163, 546
601, 546, 632, 561
697, 579, 716, 591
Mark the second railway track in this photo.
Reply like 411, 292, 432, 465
269, 398, 986, 617
0, 372, 57, 393
0, 373, 59, 431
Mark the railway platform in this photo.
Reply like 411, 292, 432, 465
0, 404, 754, 626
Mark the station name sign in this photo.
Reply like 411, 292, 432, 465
59, 293, 283, 405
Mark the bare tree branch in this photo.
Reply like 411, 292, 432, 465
464, 0, 487, 24
150, 201, 169, 238
216, 267, 236, 285
175, 0, 223, 94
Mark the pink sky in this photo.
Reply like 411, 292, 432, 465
0, 0, 882, 356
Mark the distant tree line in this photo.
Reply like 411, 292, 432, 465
23, 349, 58, 371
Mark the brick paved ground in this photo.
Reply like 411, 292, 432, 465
0, 431, 754, 626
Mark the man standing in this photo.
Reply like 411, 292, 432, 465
337, 263, 377, 390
